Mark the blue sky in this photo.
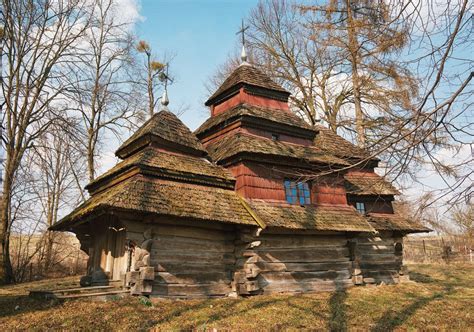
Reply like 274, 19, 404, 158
134, 0, 258, 130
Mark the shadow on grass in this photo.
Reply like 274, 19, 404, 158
408, 271, 436, 284
0, 295, 63, 319
370, 291, 448, 332
328, 290, 348, 332
372, 267, 459, 332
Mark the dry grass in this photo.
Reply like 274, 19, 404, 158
0, 264, 473, 331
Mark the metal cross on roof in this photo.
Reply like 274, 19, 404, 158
236, 19, 249, 62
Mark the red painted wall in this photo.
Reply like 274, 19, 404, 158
211, 88, 289, 116
228, 162, 349, 206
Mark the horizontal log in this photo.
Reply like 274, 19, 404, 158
151, 250, 235, 261
150, 253, 235, 266
361, 270, 399, 278
154, 262, 234, 274
154, 272, 231, 284
262, 229, 344, 236
357, 243, 393, 250
357, 237, 394, 245
257, 235, 348, 248
359, 262, 402, 270
151, 283, 231, 296
148, 235, 234, 252
252, 261, 352, 273
360, 253, 398, 261
152, 225, 235, 241
260, 279, 353, 294
258, 270, 351, 283
356, 247, 395, 255
250, 247, 350, 263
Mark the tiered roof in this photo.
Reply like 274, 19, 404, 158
196, 104, 316, 140
205, 63, 290, 106
51, 175, 256, 230
51, 111, 257, 231
116, 111, 208, 159
205, 132, 350, 166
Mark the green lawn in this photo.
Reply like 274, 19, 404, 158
1, 264, 473, 330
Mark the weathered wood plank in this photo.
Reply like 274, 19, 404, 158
258, 270, 352, 283
250, 247, 350, 263
153, 272, 232, 284
257, 235, 348, 248
154, 262, 234, 273
359, 262, 402, 270
149, 235, 234, 252
153, 225, 235, 241
151, 283, 231, 296
150, 251, 235, 263
260, 279, 353, 294
252, 261, 352, 273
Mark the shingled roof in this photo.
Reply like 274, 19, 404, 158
345, 171, 400, 196
246, 200, 375, 232
87, 147, 235, 194
205, 63, 290, 106
51, 175, 258, 231
367, 212, 431, 233
205, 133, 350, 166
116, 111, 208, 159
313, 125, 375, 162
195, 104, 316, 139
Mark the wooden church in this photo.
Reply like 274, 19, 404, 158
51, 52, 429, 297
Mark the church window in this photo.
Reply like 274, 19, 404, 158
284, 180, 311, 205
356, 202, 366, 214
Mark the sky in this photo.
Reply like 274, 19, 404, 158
133, 0, 258, 130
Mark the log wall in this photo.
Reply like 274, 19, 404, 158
124, 220, 236, 298
354, 232, 405, 284
234, 229, 354, 295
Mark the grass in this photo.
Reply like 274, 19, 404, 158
0, 264, 473, 331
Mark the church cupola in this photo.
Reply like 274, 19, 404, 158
205, 63, 291, 116
206, 20, 291, 116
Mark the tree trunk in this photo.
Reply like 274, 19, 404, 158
0, 178, 14, 284
346, 0, 366, 147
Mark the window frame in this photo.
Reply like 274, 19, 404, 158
355, 202, 366, 214
284, 179, 311, 205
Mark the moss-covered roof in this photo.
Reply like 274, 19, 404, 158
51, 175, 258, 231
116, 111, 208, 159
205, 133, 350, 166
313, 125, 374, 161
205, 63, 290, 106
345, 171, 400, 196
87, 147, 234, 193
195, 104, 315, 138
246, 200, 375, 232
367, 212, 431, 233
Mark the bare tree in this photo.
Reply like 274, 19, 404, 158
67, 0, 141, 183
29, 120, 86, 273
0, 0, 91, 284
451, 203, 474, 243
